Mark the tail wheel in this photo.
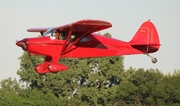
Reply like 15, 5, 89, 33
151, 57, 157, 63
147, 54, 157, 64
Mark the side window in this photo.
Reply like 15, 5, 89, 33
80, 37, 89, 42
70, 34, 75, 41
58, 32, 67, 40
58, 32, 76, 41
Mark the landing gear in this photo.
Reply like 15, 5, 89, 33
147, 54, 157, 63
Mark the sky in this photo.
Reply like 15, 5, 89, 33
0, 0, 180, 81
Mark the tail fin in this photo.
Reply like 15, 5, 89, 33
129, 19, 160, 53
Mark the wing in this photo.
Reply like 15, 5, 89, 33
27, 28, 49, 32
27, 19, 112, 34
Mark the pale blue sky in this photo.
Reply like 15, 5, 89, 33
0, 0, 180, 80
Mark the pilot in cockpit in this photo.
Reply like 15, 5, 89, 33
59, 32, 67, 40
59, 32, 75, 41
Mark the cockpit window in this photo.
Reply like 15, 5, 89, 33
70, 35, 75, 40
43, 28, 57, 40
80, 37, 89, 42
58, 32, 67, 40
58, 32, 76, 41
43, 27, 55, 36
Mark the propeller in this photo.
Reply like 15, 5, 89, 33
16, 40, 27, 50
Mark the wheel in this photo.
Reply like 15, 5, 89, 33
34, 64, 50, 74
151, 58, 157, 63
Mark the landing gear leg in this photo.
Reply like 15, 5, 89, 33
147, 54, 157, 63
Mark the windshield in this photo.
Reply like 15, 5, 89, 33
43, 27, 55, 36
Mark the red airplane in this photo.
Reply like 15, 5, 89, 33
16, 19, 160, 74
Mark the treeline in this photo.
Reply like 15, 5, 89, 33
1, 53, 180, 106
0, 33, 180, 106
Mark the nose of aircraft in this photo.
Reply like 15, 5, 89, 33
16, 39, 27, 50
16, 40, 22, 47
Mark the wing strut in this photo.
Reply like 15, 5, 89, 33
60, 29, 92, 56
60, 29, 73, 56
63, 29, 92, 55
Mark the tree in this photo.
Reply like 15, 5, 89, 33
0, 78, 68, 105
17, 52, 44, 89
77, 56, 124, 105
0, 78, 24, 105
157, 70, 180, 105
0, 78, 21, 93
113, 68, 164, 106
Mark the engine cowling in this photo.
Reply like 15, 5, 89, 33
48, 63, 68, 73
34, 64, 50, 74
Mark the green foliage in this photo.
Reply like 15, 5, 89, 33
103, 32, 112, 38
17, 52, 44, 89
0, 78, 67, 105
2, 58, 180, 105
113, 68, 180, 106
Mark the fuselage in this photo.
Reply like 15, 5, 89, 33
16, 33, 149, 59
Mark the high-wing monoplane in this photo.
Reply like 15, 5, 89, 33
16, 19, 161, 74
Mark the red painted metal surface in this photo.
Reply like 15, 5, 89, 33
16, 19, 160, 74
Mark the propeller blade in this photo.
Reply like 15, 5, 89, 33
21, 42, 26, 50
